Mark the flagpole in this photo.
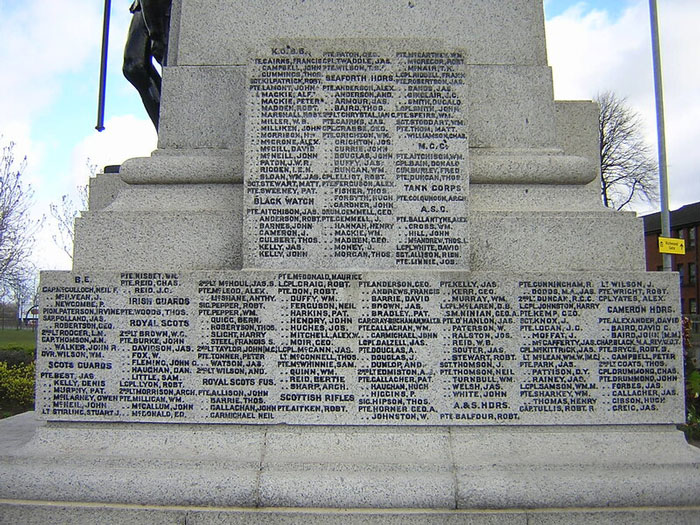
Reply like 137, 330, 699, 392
649, 0, 671, 271
95, 0, 112, 132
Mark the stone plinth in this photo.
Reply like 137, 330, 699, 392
3, 1, 700, 523
2, 414, 700, 523
35, 271, 683, 426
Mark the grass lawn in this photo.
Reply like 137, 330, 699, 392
0, 328, 36, 351
0, 328, 36, 419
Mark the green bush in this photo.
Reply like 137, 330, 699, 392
685, 367, 700, 440
0, 361, 35, 407
680, 317, 700, 441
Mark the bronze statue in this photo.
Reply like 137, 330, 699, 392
123, 0, 172, 129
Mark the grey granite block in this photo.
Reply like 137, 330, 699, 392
175, 0, 546, 67
0, 412, 37, 455
258, 469, 455, 509
2, 503, 697, 525
73, 211, 242, 270
2, 422, 699, 512
74, 183, 244, 270
528, 509, 700, 525
21, 0, 700, 521
189, 512, 528, 525
243, 41, 469, 270
263, 426, 452, 466
468, 150, 596, 184
470, 184, 602, 212
470, 211, 645, 271
87, 171, 127, 211
468, 66, 556, 150
35, 271, 683, 425
0, 504, 185, 525
555, 100, 600, 161
119, 151, 243, 184
452, 426, 700, 509
158, 66, 246, 151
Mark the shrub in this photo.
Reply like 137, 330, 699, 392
0, 361, 35, 407
681, 317, 700, 440
0, 347, 34, 367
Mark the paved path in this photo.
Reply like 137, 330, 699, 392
0, 411, 39, 454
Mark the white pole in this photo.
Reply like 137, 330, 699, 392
649, 0, 672, 271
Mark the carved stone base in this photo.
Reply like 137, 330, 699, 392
2, 414, 700, 524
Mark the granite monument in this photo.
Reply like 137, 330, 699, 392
2, 1, 699, 523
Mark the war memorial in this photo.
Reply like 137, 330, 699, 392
2, 0, 700, 522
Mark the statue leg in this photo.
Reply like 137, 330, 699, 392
140, 0, 172, 65
123, 11, 162, 128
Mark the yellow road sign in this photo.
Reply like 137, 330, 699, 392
658, 237, 685, 255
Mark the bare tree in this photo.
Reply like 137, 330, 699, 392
49, 159, 93, 260
49, 184, 89, 260
596, 92, 658, 210
5, 264, 36, 329
0, 139, 36, 289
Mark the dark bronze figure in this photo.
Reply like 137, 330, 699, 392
123, 0, 172, 129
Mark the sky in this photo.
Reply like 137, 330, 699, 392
0, 0, 699, 272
